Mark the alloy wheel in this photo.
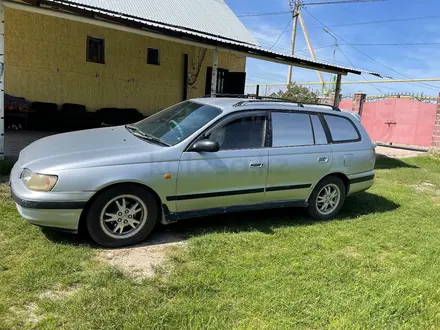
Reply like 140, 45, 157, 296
100, 195, 148, 239
316, 183, 341, 216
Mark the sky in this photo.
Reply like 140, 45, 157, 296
224, 0, 440, 97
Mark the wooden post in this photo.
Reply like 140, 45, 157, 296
334, 74, 342, 107
256, 85, 260, 97
287, 4, 299, 85
0, 1, 4, 160
210, 49, 218, 98
183, 53, 188, 101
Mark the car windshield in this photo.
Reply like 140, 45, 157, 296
129, 101, 222, 146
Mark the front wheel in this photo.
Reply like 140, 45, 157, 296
86, 184, 158, 247
307, 176, 346, 220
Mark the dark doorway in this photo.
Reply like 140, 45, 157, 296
205, 67, 246, 96
223, 72, 246, 95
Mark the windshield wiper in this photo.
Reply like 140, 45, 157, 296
125, 125, 170, 147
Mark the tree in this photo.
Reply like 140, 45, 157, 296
322, 75, 338, 97
275, 83, 319, 103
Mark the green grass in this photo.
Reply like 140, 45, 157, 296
2, 156, 440, 329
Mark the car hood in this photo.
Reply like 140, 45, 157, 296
18, 126, 163, 172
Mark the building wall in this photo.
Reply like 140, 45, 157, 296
4, 7, 246, 115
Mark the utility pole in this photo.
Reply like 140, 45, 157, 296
298, 11, 324, 87
286, 0, 384, 87
287, 0, 299, 85
323, 28, 338, 90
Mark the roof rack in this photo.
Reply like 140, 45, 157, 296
201, 94, 341, 111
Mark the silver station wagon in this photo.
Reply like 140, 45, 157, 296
10, 98, 376, 247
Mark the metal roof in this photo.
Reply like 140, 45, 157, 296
46, 0, 257, 46
18, 0, 387, 77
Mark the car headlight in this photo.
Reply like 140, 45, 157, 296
20, 169, 58, 192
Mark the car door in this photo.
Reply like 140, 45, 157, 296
175, 111, 270, 212
265, 111, 333, 202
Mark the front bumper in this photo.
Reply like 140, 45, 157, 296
14, 203, 83, 232
10, 163, 94, 232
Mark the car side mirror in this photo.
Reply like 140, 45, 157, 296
189, 140, 220, 152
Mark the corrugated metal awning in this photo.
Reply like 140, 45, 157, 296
14, 0, 389, 77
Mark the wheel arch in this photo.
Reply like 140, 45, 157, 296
308, 172, 350, 200
78, 182, 163, 234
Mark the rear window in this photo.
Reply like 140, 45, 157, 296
271, 112, 314, 147
324, 115, 360, 142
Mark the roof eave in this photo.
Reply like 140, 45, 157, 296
6, 0, 384, 77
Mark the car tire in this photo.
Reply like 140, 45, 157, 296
86, 184, 158, 248
307, 176, 346, 221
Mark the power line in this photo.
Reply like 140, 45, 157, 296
256, 38, 334, 53
308, 14, 440, 29
302, 0, 386, 5
246, 14, 440, 29
336, 45, 384, 94
302, 7, 440, 91
238, 0, 385, 17
237, 11, 291, 17
269, 19, 292, 50
339, 42, 440, 47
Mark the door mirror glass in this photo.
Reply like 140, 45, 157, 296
190, 140, 220, 152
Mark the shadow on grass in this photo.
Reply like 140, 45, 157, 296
42, 192, 400, 247
167, 192, 400, 237
375, 156, 419, 170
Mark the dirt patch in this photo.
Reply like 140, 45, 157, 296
409, 182, 436, 193
39, 284, 80, 301
97, 231, 188, 280
337, 246, 360, 259
375, 146, 426, 159
9, 303, 42, 325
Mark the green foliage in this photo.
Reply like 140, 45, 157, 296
276, 83, 319, 102
323, 75, 338, 96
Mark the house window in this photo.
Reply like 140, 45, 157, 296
147, 48, 160, 65
86, 37, 105, 64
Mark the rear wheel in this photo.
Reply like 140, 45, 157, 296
86, 184, 158, 247
307, 176, 346, 220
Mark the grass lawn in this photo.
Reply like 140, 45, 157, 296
2, 156, 440, 329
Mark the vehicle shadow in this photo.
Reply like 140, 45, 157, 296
42, 191, 400, 247
375, 156, 419, 170
167, 192, 400, 237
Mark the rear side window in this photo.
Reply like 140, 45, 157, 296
324, 115, 360, 142
310, 115, 327, 145
271, 112, 314, 147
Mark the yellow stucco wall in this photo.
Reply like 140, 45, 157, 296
4, 7, 246, 115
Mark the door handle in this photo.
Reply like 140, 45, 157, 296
317, 156, 329, 163
250, 162, 264, 168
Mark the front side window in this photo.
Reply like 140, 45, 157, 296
207, 115, 266, 150
129, 101, 221, 146
324, 115, 360, 142
271, 112, 314, 147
